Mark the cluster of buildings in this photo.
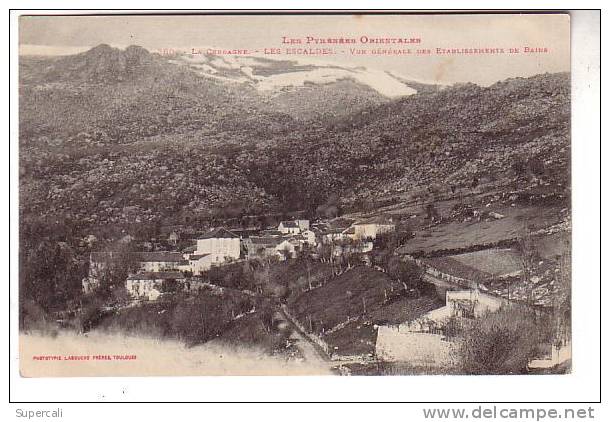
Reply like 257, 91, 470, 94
243, 219, 314, 260
82, 216, 397, 301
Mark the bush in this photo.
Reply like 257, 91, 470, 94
456, 305, 552, 374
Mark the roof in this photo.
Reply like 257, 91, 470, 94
198, 227, 239, 240
189, 254, 212, 261
342, 227, 356, 235
279, 221, 299, 228
127, 271, 185, 280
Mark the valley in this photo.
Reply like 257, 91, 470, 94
18, 44, 571, 375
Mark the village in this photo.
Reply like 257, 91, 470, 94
82, 216, 396, 300
16, 38, 573, 377
79, 193, 571, 374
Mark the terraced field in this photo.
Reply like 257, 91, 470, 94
451, 248, 522, 277
400, 204, 565, 256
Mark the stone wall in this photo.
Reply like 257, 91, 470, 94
375, 326, 457, 366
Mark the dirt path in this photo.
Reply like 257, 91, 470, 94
276, 308, 330, 366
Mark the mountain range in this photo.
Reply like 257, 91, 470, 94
19, 45, 570, 234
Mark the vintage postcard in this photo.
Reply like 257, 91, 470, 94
18, 13, 571, 377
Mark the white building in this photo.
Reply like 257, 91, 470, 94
278, 221, 301, 235
352, 216, 395, 240
196, 228, 241, 261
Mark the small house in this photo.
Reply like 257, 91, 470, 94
278, 221, 301, 235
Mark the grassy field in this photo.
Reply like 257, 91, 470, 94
450, 248, 522, 277
400, 204, 564, 255
324, 322, 378, 356
269, 259, 335, 298
287, 266, 444, 357
288, 266, 403, 331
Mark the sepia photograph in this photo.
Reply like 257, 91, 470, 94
16, 12, 573, 378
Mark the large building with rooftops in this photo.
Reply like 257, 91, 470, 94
195, 227, 241, 261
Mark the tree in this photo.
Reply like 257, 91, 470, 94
19, 239, 87, 325
77, 294, 107, 333
456, 305, 552, 374
252, 257, 278, 295
375, 222, 413, 251
96, 243, 140, 294
259, 303, 275, 334
170, 294, 234, 347
386, 256, 424, 291
110, 285, 131, 306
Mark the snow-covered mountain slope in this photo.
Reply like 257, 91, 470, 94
168, 52, 446, 120
170, 53, 435, 98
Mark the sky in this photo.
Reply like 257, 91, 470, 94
19, 13, 571, 86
